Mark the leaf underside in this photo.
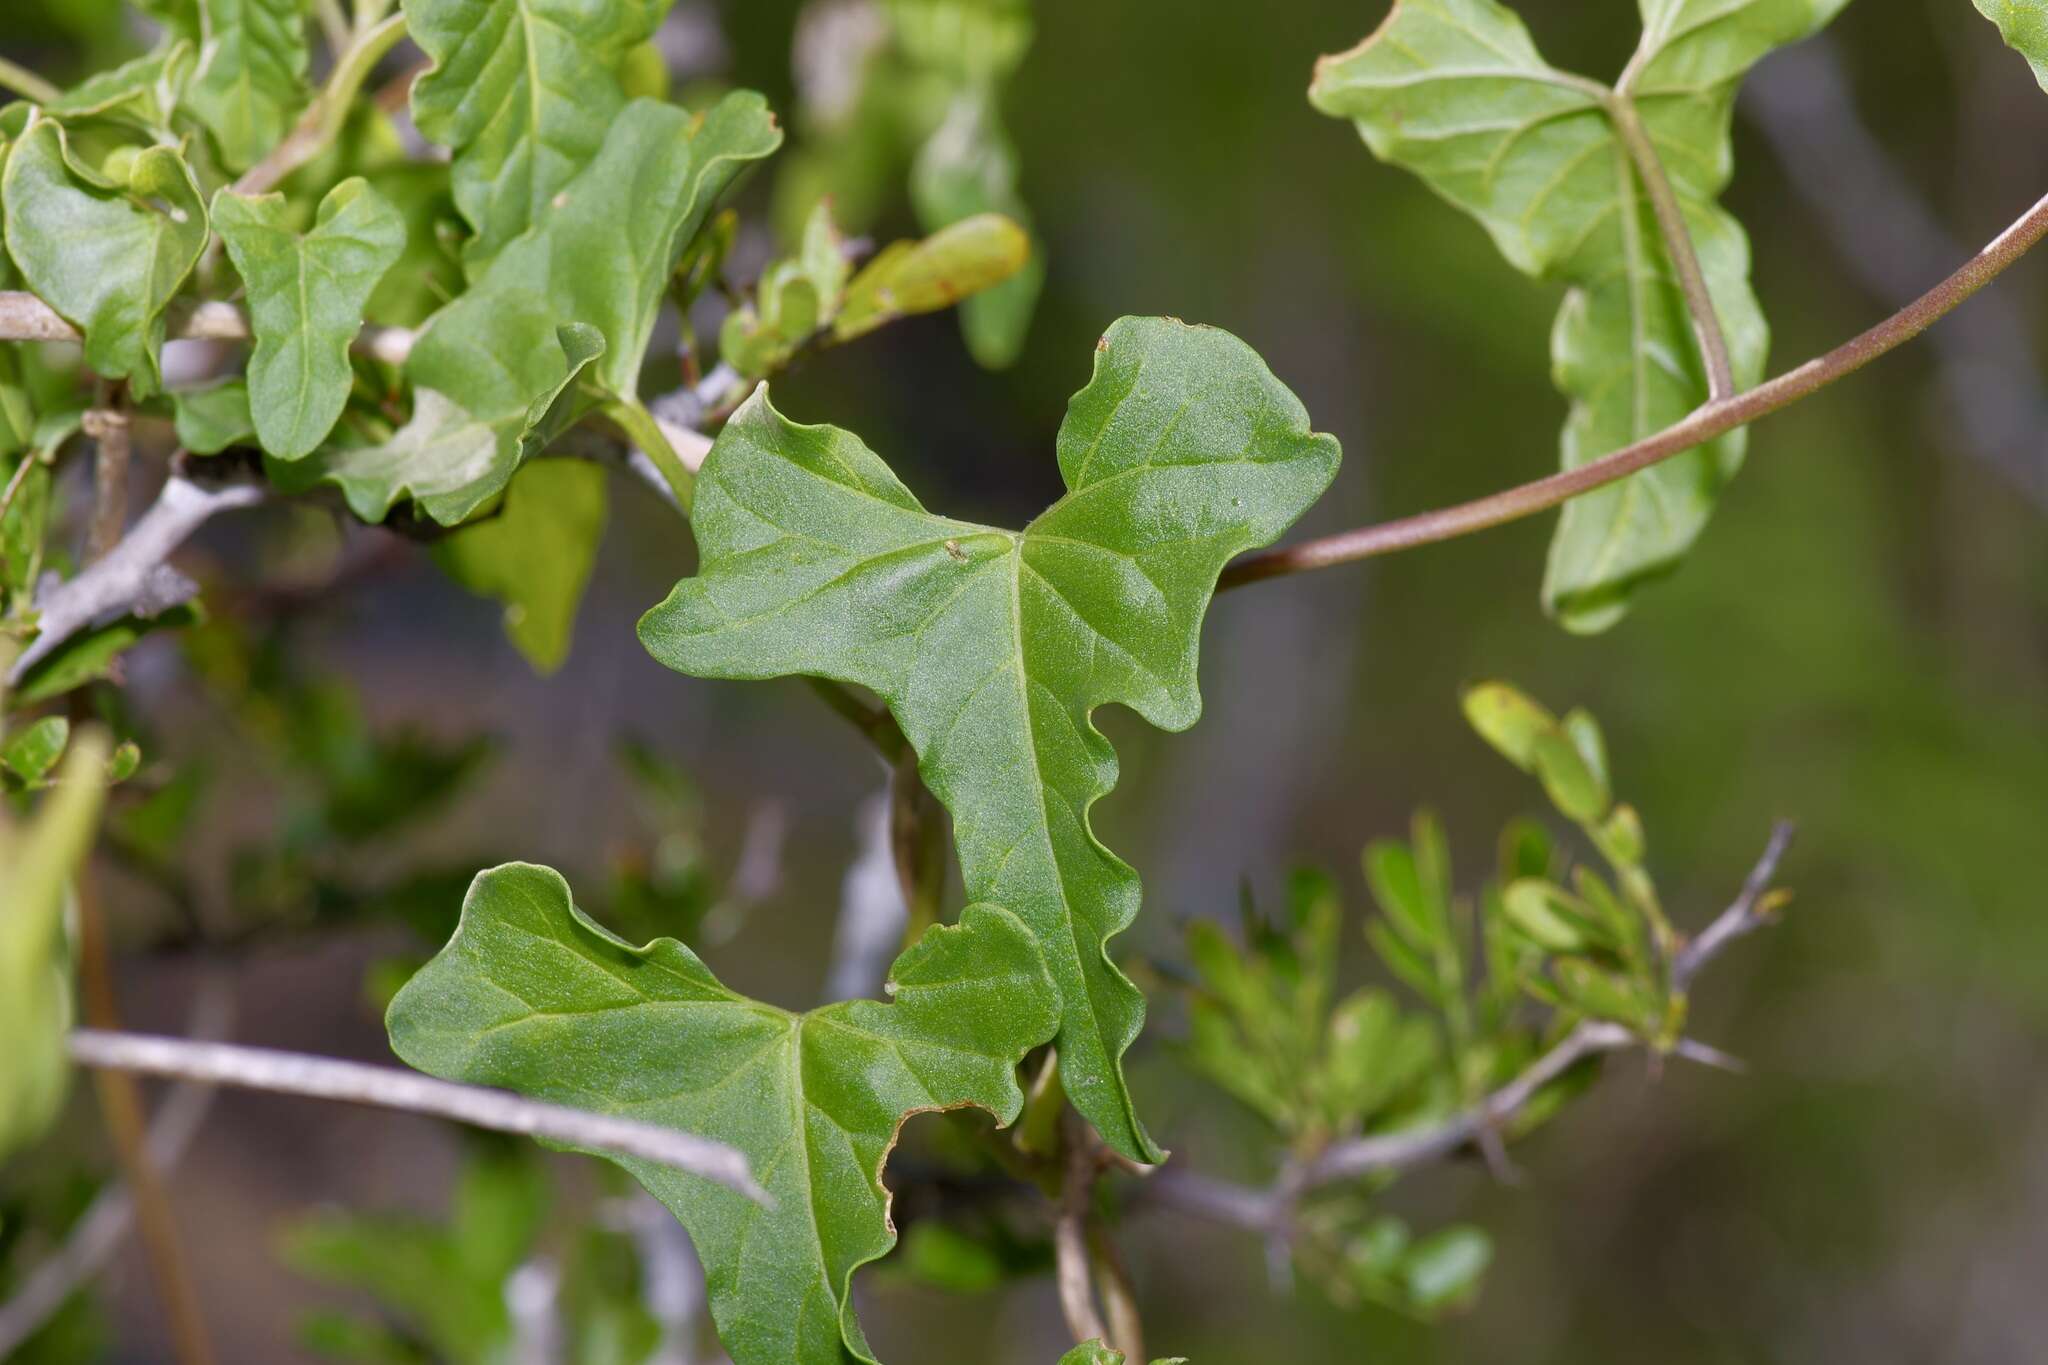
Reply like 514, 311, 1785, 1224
1311, 0, 1851, 631
639, 315, 1341, 1162
386, 862, 1059, 1365
1975, 0, 2048, 89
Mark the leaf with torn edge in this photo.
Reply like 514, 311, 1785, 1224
283, 94, 779, 524
387, 862, 1059, 1365
185, 0, 311, 172
1310, 0, 1850, 630
405, 0, 671, 269
433, 459, 607, 673
213, 177, 406, 460
639, 316, 1341, 1162
1, 115, 209, 399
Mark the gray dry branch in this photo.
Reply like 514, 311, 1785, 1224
65, 1031, 770, 1204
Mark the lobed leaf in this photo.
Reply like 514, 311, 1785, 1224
405, 0, 672, 268
213, 177, 406, 460
387, 862, 1059, 1365
1311, 0, 1850, 630
1, 116, 209, 398
639, 316, 1341, 1161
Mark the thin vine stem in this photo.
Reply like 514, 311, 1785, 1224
1607, 93, 1736, 400
1219, 186, 2048, 591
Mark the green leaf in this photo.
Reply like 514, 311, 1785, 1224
1311, 0, 1849, 630
432, 458, 607, 673
1054, 1344, 1189, 1365
638, 316, 1340, 1161
1401, 1225, 1492, 1313
1462, 681, 1608, 821
0, 730, 110, 1160
1461, 681, 1553, 771
172, 378, 257, 454
386, 862, 1060, 1365
1363, 838, 1445, 956
14, 602, 204, 703
909, 89, 1043, 368
1, 116, 209, 398
720, 202, 847, 380
1976, 0, 2048, 88
284, 94, 778, 523
47, 39, 195, 134
1318, 987, 1438, 1128
834, 212, 1031, 343
213, 177, 406, 459
2, 716, 71, 785
185, 0, 311, 171
1499, 878, 1609, 955
405, 0, 670, 268
272, 323, 603, 524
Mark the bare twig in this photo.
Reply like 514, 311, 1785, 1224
1607, 92, 1735, 400
823, 792, 909, 1002
8, 471, 267, 683
1672, 820, 1795, 990
83, 406, 133, 564
0, 985, 231, 1360
1055, 1114, 1111, 1348
0, 291, 415, 365
64, 1030, 769, 1204
1219, 186, 2048, 590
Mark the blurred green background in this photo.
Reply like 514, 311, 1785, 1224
6, 0, 2048, 1360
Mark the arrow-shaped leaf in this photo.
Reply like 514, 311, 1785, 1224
639, 316, 1341, 1161
1311, 0, 1849, 631
213, 177, 406, 460
1, 116, 209, 399
405, 0, 671, 268
387, 862, 1059, 1365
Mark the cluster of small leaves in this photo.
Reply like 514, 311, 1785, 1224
1311, 0, 1853, 630
0, 0, 1035, 682
1178, 684, 1690, 1316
